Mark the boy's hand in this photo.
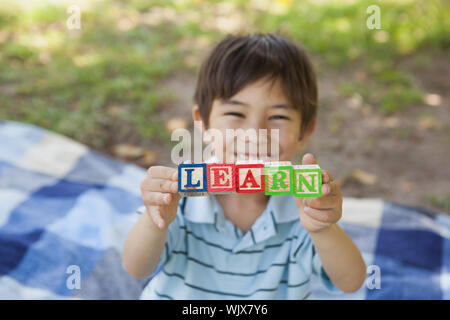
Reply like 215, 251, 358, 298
294, 153, 343, 233
140, 165, 180, 230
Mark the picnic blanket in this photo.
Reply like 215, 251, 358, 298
0, 120, 449, 300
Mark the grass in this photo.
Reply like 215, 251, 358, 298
427, 196, 450, 213
0, 1, 188, 150
0, 0, 448, 153
381, 85, 423, 114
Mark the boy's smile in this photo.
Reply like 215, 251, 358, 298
193, 76, 316, 163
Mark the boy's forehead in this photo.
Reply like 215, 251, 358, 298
219, 77, 291, 106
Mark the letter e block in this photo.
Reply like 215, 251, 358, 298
178, 163, 207, 196
235, 164, 264, 193
207, 163, 235, 193
293, 165, 322, 197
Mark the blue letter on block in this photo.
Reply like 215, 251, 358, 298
183, 169, 200, 188
178, 163, 207, 193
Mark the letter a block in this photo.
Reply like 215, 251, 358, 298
235, 163, 265, 193
293, 165, 322, 197
178, 163, 207, 196
207, 163, 235, 193
264, 162, 294, 195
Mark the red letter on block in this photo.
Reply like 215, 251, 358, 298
235, 164, 264, 193
207, 163, 235, 193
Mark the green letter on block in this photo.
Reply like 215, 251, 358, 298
265, 165, 293, 195
293, 167, 322, 197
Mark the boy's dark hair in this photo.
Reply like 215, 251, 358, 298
193, 32, 318, 139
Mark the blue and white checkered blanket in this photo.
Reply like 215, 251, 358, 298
0, 120, 449, 299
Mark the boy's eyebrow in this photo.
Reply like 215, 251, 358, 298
220, 99, 250, 106
270, 103, 295, 110
221, 99, 295, 110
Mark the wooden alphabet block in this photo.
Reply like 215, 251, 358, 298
264, 161, 294, 195
235, 163, 265, 193
207, 163, 235, 193
293, 164, 322, 197
178, 163, 208, 196
177, 162, 323, 197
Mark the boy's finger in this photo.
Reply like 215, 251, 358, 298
304, 192, 341, 210
323, 180, 340, 196
301, 153, 317, 165
147, 166, 178, 181
144, 178, 178, 193
171, 192, 181, 206
303, 206, 339, 223
143, 192, 173, 206
321, 169, 334, 183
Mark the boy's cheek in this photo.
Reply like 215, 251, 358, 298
209, 116, 244, 131
276, 131, 305, 160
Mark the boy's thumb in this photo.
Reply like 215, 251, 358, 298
302, 153, 317, 165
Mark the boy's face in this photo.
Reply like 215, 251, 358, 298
193, 77, 315, 162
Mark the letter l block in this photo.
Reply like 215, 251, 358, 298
178, 163, 207, 196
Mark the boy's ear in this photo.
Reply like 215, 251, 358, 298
192, 105, 201, 122
295, 118, 317, 152
304, 118, 317, 139
192, 105, 206, 132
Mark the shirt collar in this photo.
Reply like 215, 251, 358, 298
179, 194, 299, 252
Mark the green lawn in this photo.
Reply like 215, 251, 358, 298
0, 0, 448, 149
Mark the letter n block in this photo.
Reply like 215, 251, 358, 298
293, 165, 322, 197
178, 163, 207, 196
207, 163, 235, 193
235, 163, 265, 193
264, 162, 294, 195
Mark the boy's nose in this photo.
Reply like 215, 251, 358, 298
239, 118, 268, 144
246, 116, 268, 132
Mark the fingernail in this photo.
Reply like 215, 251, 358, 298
164, 194, 170, 204
302, 199, 306, 206
323, 184, 328, 195
158, 221, 164, 229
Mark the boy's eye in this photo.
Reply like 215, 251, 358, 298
269, 115, 291, 120
224, 112, 245, 118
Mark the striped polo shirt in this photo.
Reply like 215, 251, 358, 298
138, 194, 341, 299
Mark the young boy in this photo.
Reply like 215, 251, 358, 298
122, 33, 366, 299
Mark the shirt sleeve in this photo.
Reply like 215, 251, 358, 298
135, 203, 185, 277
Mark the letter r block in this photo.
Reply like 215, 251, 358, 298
264, 162, 294, 195
207, 163, 235, 193
178, 163, 207, 196
293, 165, 322, 197
235, 163, 265, 193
